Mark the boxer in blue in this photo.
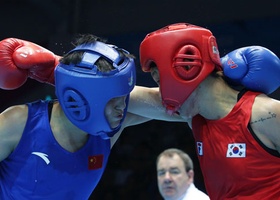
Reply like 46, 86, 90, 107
0, 34, 181, 199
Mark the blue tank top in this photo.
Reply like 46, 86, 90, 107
0, 100, 111, 199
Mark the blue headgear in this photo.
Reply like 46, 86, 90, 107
55, 41, 136, 139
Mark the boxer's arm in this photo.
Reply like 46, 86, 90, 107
127, 86, 185, 123
0, 105, 28, 161
110, 86, 186, 148
251, 94, 280, 153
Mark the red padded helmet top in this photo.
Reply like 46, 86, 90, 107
140, 23, 222, 113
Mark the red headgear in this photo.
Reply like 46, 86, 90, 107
140, 23, 222, 114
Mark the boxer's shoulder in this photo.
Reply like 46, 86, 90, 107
251, 94, 280, 151
0, 104, 28, 160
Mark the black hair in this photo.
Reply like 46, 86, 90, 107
59, 34, 134, 72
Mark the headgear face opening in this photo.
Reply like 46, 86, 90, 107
140, 23, 222, 114
55, 41, 136, 139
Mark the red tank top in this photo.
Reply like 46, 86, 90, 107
192, 91, 280, 200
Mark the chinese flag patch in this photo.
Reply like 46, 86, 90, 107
88, 154, 104, 170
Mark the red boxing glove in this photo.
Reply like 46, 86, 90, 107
0, 38, 61, 89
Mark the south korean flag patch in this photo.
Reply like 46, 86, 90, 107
226, 143, 246, 158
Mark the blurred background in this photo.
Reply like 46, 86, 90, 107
1, 0, 280, 199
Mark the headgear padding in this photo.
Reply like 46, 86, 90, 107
140, 23, 222, 114
55, 41, 136, 139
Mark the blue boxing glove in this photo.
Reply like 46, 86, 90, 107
221, 46, 280, 94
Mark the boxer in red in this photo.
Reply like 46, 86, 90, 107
140, 22, 280, 200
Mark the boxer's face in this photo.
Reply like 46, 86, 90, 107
150, 66, 160, 86
150, 66, 198, 119
105, 96, 126, 128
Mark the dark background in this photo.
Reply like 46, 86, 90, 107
1, 0, 280, 199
